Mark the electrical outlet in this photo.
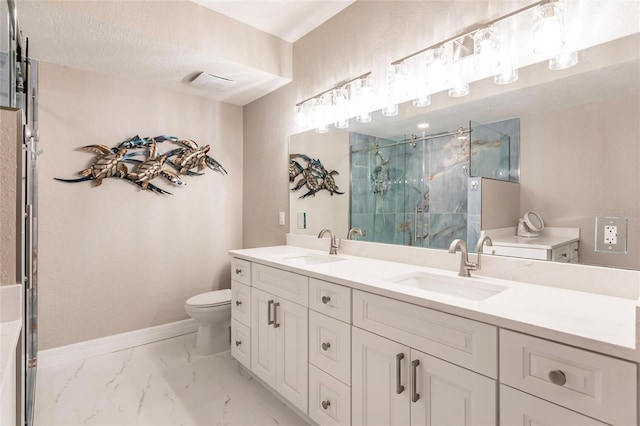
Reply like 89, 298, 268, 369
604, 225, 617, 245
595, 216, 628, 253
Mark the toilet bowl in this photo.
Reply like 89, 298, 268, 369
185, 289, 232, 355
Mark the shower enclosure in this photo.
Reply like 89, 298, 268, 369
2, 1, 39, 424
350, 119, 516, 249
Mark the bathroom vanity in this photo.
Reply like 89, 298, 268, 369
482, 227, 580, 263
229, 242, 639, 426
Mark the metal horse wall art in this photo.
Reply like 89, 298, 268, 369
54, 135, 227, 195
289, 153, 344, 199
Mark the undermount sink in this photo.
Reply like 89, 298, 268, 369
281, 253, 347, 266
385, 271, 508, 301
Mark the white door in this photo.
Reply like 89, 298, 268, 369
251, 288, 277, 388
275, 297, 308, 414
410, 349, 496, 426
352, 327, 410, 426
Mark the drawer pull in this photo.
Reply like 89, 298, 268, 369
267, 300, 274, 325
235, 340, 242, 347
548, 370, 567, 386
235, 300, 242, 306
561, 253, 568, 258
235, 268, 242, 275
411, 359, 420, 402
273, 302, 280, 328
321, 295, 331, 304
396, 353, 405, 394
321, 342, 331, 351
321, 400, 331, 410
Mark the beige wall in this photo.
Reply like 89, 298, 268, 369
0, 108, 21, 285
38, 62, 243, 349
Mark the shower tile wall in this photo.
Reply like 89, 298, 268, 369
350, 118, 519, 250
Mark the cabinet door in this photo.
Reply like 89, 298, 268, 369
500, 385, 607, 426
275, 297, 308, 414
352, 327, 410, 426
410, 349, 496, 426
251, 288, 277, 388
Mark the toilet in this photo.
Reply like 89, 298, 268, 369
184, 289, 232, 355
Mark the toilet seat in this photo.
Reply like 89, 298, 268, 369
186, 289, 232, 308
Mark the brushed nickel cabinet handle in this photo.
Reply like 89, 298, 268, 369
267, 300, 274, 325
235, 300, 242, 306
235, 340, 241, 347
396, 353, 405, 394
548, 370, 567, 386
235, 268, 242, 274
411, 359, 420, 402
321, 295, 331, 304
321, 400, 331, 410
273, 302, 280, 328
321, 342, 331, 351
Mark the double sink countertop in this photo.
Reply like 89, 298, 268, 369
230, 245, 640, 363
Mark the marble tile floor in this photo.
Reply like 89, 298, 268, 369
35, 333, 308, 426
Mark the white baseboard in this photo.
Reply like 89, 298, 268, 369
38, 318, 198, 369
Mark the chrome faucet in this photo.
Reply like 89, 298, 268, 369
448, 239, 477, 277
476, 235, 493, 271
347, 227, 366, 240
318, 229, 340, 255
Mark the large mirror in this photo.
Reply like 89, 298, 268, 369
289, 34, 639, 270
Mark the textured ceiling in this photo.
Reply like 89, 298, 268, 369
192, 0, 356, 42
16, 0, 322, 106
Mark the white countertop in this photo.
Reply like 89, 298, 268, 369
230, 245, 640, 362
483, 227, 579, 250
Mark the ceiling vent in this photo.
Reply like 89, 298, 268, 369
188, 72, 237, 92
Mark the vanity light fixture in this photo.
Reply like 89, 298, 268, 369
549, 50, 578, 70
533, 1, 565, 55
473, 25, 501, 72
294, 72, 372, 132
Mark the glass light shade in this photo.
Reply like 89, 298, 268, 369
356, 112, 371, 123
494, 55, 519, 84
315, 124, 329, 134
533, 2, 565, 55
549, 51, 578, 70
425, 46, 448, 88
474, 26, 500, 72
412, 94, 431, 108
387, 63, 407, 103
449, 82, 469, 97
294, 104, 307, 130
382, 103, 398, 117
353, 76, 373, 123
333, 87, 350, 128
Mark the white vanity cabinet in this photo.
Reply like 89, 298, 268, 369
500, 329, 637, 426
308, 278, 352, 426
352, 327, 496, 426
250, 265, 309, 414
352, 290, 498, 426
230, 262, 252, 370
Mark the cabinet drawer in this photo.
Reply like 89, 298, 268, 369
231, 319, 250, 369
309, 311, 351, 385
489, 244, 549, 260
231, 281, 251, 327
309, 278, 351, 323
309, 365, 351, 426
552, 244, 572, 262
252, 263, 308, 306
500, 385, 607, 426
353, 290, 497, 378
231, 258, 251, 286
500, 329, 637, 426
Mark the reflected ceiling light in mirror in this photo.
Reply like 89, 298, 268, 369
549, 50, 578, 70
383, 63, 407, 117
474, 26, 500, 72
312, 96, 330, 134
533, 1, 565, 55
